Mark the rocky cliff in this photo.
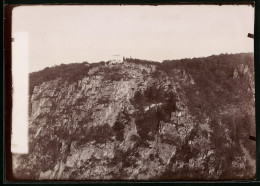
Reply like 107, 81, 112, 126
13, 53, 255, 180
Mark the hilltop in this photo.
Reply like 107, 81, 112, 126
14, 53, 255, 180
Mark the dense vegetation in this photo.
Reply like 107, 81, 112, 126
30, 53, 253, 95
29, 62, 105, 95
131, 83, 178, 143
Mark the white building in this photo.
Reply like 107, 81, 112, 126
109, 55, 123, 64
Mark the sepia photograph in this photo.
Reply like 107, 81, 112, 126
10, 4, 255, 181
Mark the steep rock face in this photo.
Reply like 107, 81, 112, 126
233, 64, 255, 99
13, 54, 255, 180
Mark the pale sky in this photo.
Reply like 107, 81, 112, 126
12, 5, 254, 72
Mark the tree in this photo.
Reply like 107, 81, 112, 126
112, 110, 131, 142
132, 91, 145, 110
165, 93, 177, 113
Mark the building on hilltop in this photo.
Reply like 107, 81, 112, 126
108, 55, 123, 64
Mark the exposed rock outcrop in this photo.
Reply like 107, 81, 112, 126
13, 54, 255, 180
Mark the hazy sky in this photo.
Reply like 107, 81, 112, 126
12, 5, 254, 72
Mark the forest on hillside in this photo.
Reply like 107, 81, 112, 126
29, 53, 253, 96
